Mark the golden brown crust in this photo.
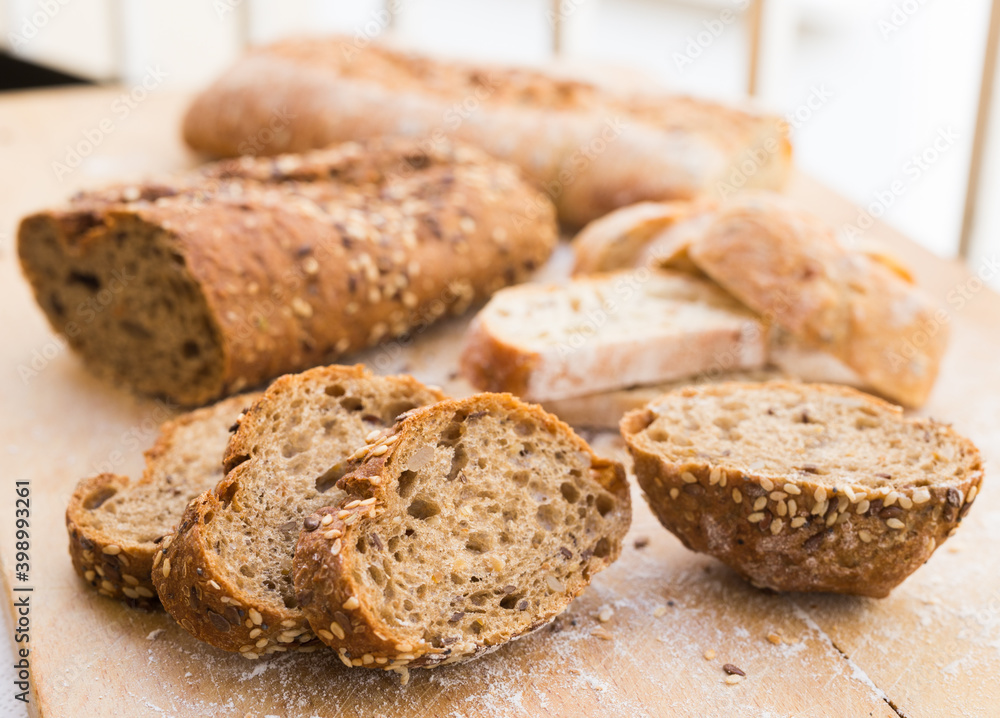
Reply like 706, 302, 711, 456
20, 139, 556, 405
621, 382, 984, 598
457, 316, 538, 397
182, 38, 792, 226
293, 393, 630, 670
65, 394, 259, 607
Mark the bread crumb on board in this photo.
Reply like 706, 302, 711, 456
597, 606, 615, 623
704, 649, 716, 661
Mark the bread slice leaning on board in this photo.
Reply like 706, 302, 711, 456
66, 393, 260, 608
152, 365, 445, 656
293, 393, 630, 673
460, 270, 768, 402
621, 382, 984, 598
181, 37, 792, 226
570, 192, 947, 407
18, 139, 556, 406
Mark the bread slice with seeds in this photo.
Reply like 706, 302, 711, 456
621, 382, 983, 597
66, 392, 260, 608
460, 270, 768, 402
152, 365, 444, 656
293, 393, 631, 671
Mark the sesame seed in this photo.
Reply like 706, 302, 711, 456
838, 495, 849, 512
239, 645, 253, 652
732, 488, 742, 504
898, 495, 913, 510
770, 519, 784, 535
100, 580, 115, 592
884, 491, 899, 507
397, 667, 410, 686
598, 607, 614, 623
337, 510, 351, 520
709, 468, 722, 485
323, 529, 341, 540
776, 501, 787, 517
103, 545, 121, 555
123, 587, 139, 599
669, 488, 679, 500
783, 484, 801, 495
769, 491, 787, 501
360, 497, 377, 506
321, 514, 334, 526
855, 500, 871, 515
344, 513, 360, 525
241, 652, 259, 660
747, 512, 765, 523
291, 297, 313, 318
372, 445, 388, 457
317, 629, 334, 641
725, 675, 743, 685
914, 487, 935, 504
843, 485, 857, 502
546, 574, 566, 592
280, 619, 295, 628
767, 632, 782, 645
653, 606, 668, 618
363, 654, 374, 665
591, 627, 614, 641
825, 512, 838, 527
249, 608, 263, 625
704, 649, 716, 660
811, 499, 828, 516
681, 472, 698, 484
249, 628, 262, 638
790, 517, 807, 528
84, 570, 95, 582
813, 486, 827, 503
302, 257, 320, 275
760, 478, 774, 492
787, 499, 797, 516
753, 497, 767, 511
887, 518, 906, 530
343, 596, 361, 610
376, 656, 388, 664
365, 429, 381, 443
337, 649, 352, 667
329, 622, 346, 640
331, 538, 342, 555
345, 499, 362, 509
161, 558, 171, 578
123, 574, 138, 586
395, 642, 413, 652
397, 653, 416, 660
208, 580, 221, 591
967, 485, 979, 503
858, 530, 873, 543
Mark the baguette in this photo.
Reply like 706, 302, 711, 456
66, 393, 259, 607
621, 382, 984, 597
152, 365, 445, 656
182, 37, 792, 226
293, 393, 630, 671
18, 138, 556, 406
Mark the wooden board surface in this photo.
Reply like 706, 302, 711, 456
1, 86, 998, 718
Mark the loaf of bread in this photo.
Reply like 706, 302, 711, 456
19, 139, 556, 406
621, 382, 983, 597
293, 393, 631, 673
152, 365, 444, 656
571, 192, 946, 406
460, 270, 768, 402
181, 37, 792, 226
66, 393, 259, 607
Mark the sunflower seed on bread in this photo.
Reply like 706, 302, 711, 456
621, 382, 983, 597
293, 393, 631, 669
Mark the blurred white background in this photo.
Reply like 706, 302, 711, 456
1, 0, 998, 278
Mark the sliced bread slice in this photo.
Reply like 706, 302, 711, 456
460, 270, 768, 402
293, 393, 630, 673
152, 365, 445, 656
66, 393, 260, 607
621, 382, 984, 597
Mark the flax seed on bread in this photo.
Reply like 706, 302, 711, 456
66, 393, 260, 607
151, 365, 445, 656
621, 382, 983, 597
293, 393, 631, 670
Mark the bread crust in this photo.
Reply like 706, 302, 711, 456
152, 365, 445, 656
293, 393, 631, 670
65, 393, 258, 608
621, 382, 984, 598
20, 139, 556, 405
181, 38, 791, 226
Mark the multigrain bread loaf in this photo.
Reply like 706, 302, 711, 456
181, 37, 792, 226
621, 382, 984, 597
152, 365, 445, 656
18, 139, 556, 406
66, 393, 259, 607
460, 270, 768, 402
571, 192, 947, 407
293, 393, 630, 674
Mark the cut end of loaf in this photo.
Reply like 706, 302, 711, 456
294, 392, 631, 668
18, 211, 225, 405
622, 382, 983, 597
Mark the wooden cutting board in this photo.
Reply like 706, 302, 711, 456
2, 87, 998, 718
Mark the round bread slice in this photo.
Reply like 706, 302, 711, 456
152, 365, 445, 656
66, 392, 260, 608
292, 393, 631, 673
621, 382, 983, 598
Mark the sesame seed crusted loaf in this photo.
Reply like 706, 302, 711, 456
292, 393, 631, 672
18, 138, 556, 406
181, 37, 791, 226
459, 270, 768, 402
152, 365, 445, 656
621, 382, 984, 598
66, 393, 260, 608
